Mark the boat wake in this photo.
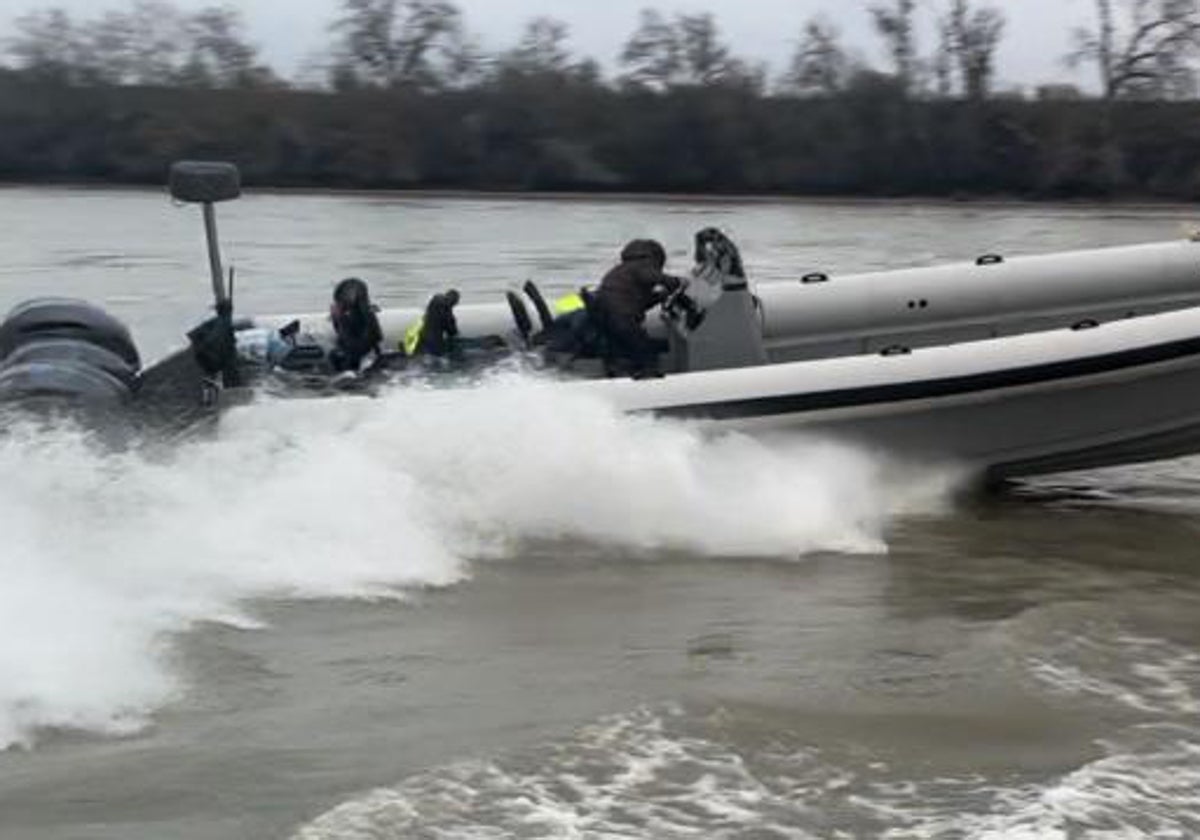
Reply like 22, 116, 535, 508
291, 704, 1200, 840
289, 598, 1200, 839
292, 627, 1200, 839
0, 373, 957, 749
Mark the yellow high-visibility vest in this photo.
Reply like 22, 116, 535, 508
403, 318, 425, 356
554, 292, 585, 316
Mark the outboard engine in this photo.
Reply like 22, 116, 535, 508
0, 298, 140, 406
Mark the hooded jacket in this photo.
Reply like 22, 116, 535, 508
330, 277, 383, 369
594, 240, 683, 324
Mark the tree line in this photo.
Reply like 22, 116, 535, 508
2, 0, 1200, 198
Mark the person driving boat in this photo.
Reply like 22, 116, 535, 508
593, 239, 685, 378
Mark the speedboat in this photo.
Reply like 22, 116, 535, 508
6, 160, 1200, 480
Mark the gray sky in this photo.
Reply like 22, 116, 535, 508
0, 0, 1100, 91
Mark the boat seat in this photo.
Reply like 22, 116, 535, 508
506, 291, 533, 348
522, 281, 555, 333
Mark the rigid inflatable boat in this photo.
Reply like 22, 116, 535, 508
4, 160, 1200, 480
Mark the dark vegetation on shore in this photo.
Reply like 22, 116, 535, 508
3, 1, 1200, 199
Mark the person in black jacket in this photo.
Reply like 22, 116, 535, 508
593, 240, 684, 377
417, 289, 460, 358
329, 277, 383, 373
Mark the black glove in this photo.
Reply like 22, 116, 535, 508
665, 291, 705, 331
681, 294, 706, 331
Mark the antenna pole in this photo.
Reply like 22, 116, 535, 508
202, 202, 229, 313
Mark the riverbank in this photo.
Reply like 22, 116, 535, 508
7, 178, 1200, 214
4, 77, 1200, 201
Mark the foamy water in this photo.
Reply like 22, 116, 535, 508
292, 705, 1200, 840
0, 375, 942, 749
291, 622, 1200, 839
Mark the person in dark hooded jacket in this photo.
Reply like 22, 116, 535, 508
593, 239, 684, 377
417, 288, 460, 358
329, 277, 384, 373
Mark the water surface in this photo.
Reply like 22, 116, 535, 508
2, 188, 1200, 839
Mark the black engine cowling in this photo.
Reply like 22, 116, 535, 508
0, 299, 140, 405
0, 361, 132, 404
3, 338, 138, 387
0, 298, 139, 367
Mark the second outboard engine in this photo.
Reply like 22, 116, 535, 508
0, 298, 140, 407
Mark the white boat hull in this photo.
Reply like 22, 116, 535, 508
239, 239, 1200, 479
579, 304, 1200, 477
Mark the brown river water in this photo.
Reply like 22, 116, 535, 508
2, 187, 1200, 839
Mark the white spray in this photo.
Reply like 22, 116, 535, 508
0, 375, 952, 748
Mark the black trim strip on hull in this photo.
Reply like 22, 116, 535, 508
653, 333, 1200, 421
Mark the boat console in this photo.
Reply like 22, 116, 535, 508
662, 229, 766, 374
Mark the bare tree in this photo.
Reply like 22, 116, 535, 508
676, 13, 732, 84
330, 0, 393, 85
933, 14, 955, 97
129, 0, 188, 84
86, 11, 136, 84
785, 16, 850, 95
620, 8, 683, 89
439, 33, 485, 88
396, 0, 461, 84
1069, 0, 1200, 100
180, 7, 269, 88
869, 0, 918, 93
947, 0, 1006, 101
331, 0, 466, 89
6, 8, 87, 83
7, 2, 186, 85
6, 1, 272, 88
620, 8, 751, 89
76, 0, 189, 86
502, 16, 572, 75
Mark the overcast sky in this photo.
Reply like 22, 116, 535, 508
0, 0, 1101, 91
